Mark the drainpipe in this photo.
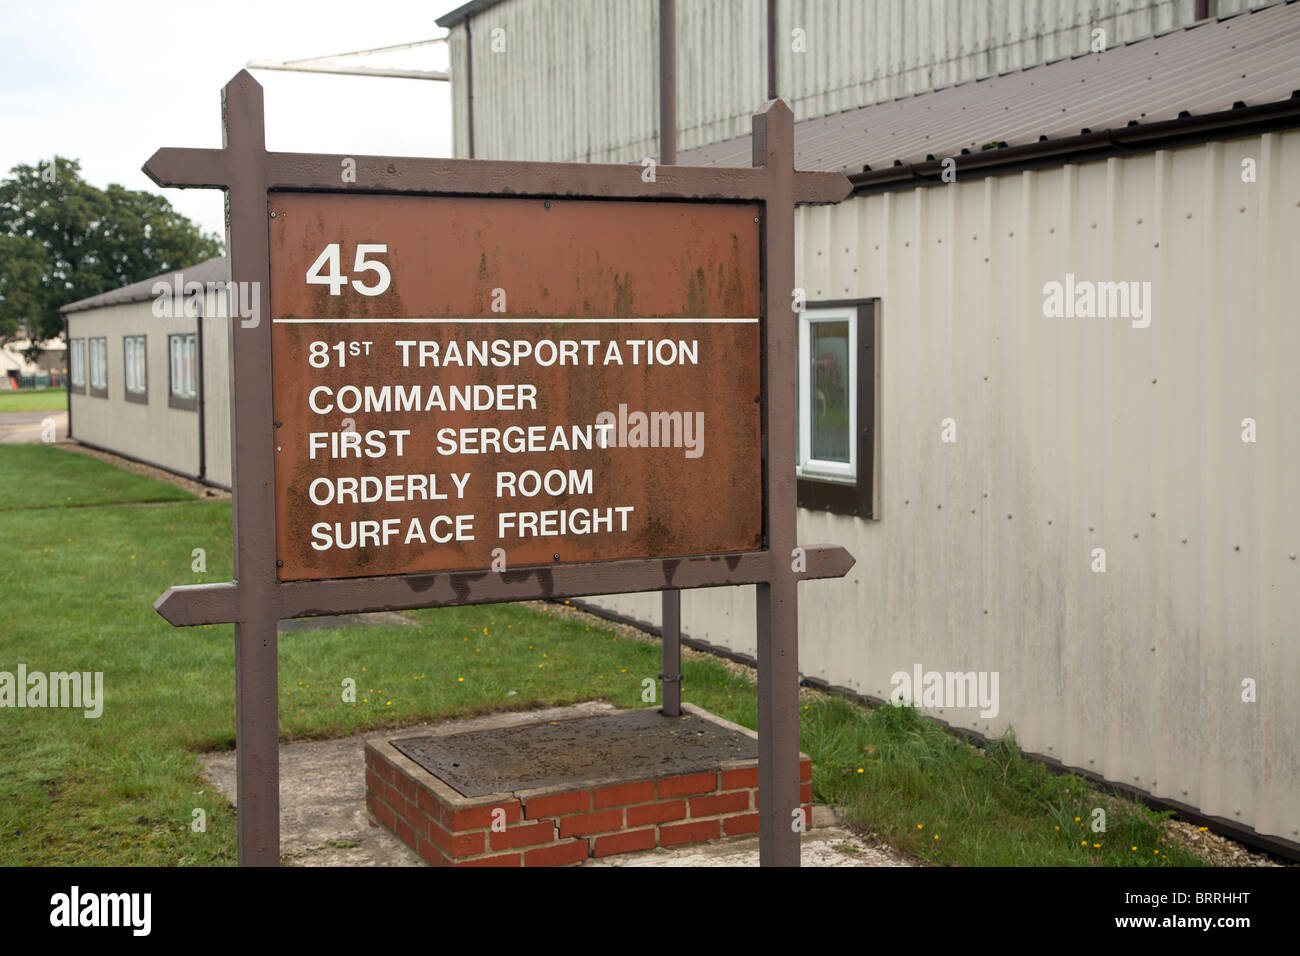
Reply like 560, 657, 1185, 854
658, 0, 676, 165
196, 292, 206, 482
63, 313, 72, 441
465, 17, 475, 158
767, 0, 777, 100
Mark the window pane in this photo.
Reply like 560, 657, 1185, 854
810, 321, 850, 463
126, 338, 139, 390
90, 339, 106, 387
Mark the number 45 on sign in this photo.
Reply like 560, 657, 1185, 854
305, 243, 391, 296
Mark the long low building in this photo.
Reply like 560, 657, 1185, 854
444, 0, 1300, 855
61, 257, 232, 488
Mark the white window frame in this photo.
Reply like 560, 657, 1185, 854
88, 337, 108, 392
69, 338, 86, 387
124, 335, 147, 395
169, 333, 197, 401
797, 305, 858, 483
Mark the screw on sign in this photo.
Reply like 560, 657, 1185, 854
145, 71, 854, 868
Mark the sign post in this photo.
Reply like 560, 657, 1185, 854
148, 71, 853, 866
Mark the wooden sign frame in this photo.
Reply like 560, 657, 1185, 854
147, 71, 854, 867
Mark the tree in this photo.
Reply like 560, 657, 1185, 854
0, 156, 223, 360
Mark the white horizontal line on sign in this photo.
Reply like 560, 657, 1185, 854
272, 317, 761, 324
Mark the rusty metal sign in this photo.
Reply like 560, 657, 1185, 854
269, 193, 763, 580
146, 70, 854, 868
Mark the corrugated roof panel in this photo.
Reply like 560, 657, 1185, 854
682, 1, 1300, 172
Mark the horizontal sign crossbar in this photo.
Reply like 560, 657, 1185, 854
143, 148, 851, 206
154, 545, 855, 627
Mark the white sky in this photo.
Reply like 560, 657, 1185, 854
0, 0, 466, 239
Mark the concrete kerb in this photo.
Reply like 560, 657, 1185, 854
681, 701, 812, 769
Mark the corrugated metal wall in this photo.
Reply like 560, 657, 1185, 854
447, 0, 661, 163
445, 0, 1262, 162
586, 130, 1300, 846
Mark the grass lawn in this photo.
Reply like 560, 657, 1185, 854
0, 445, 1209, 866
0, 444, 192, 511
0, 387, 66, 413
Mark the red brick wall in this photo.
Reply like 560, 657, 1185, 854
366, 743, 813, 867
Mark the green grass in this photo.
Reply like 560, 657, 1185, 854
0, 445, 1211, 866
0, 444, 192, 511
0, 387, 66, 413
795, 695, 1204, 866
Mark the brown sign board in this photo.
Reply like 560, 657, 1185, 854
269, 194, 763, 580
146, 71, 854, 868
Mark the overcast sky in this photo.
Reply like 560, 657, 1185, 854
0, 0, 465, 238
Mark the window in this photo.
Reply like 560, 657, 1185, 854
69, 338, 86, 393
796, 299, 877, 518
168, 333, 198, 410
88, 337, 108, 397
123, 335, 147, 403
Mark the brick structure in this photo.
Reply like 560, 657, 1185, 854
364, 705, 813, 867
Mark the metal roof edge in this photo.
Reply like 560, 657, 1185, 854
436, 0, 511, 28
845, 95, 1300, 197
60, 256, 228, 316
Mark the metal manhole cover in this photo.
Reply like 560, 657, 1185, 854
392, 709, 757, 797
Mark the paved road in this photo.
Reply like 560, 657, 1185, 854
0, 410, 67, 444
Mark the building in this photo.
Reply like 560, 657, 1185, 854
66, 0, 1299, 853
436, 0, 1300, 854
61, 257, 232, 488
1, 337, 66, 389
437, 0, 1267, 163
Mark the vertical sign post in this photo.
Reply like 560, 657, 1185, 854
658, 0, 682, 720
147, 71, 853, 867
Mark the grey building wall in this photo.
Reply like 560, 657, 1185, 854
444, 0, 1261, 163
583, 129, 1300, 848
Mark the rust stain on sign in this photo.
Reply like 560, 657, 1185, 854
269, 193, 763, 581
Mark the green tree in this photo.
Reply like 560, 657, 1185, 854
0, 156, 222, 359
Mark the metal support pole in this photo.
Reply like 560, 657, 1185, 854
466, 18, 475, 159
660, 589, 681, 716
234, 619, 279, 864
657, 0, 681, 716
766, 0, 778, 101
754, 98, 801, 866
222, 73, 281, 866
659, 0, 676, 166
